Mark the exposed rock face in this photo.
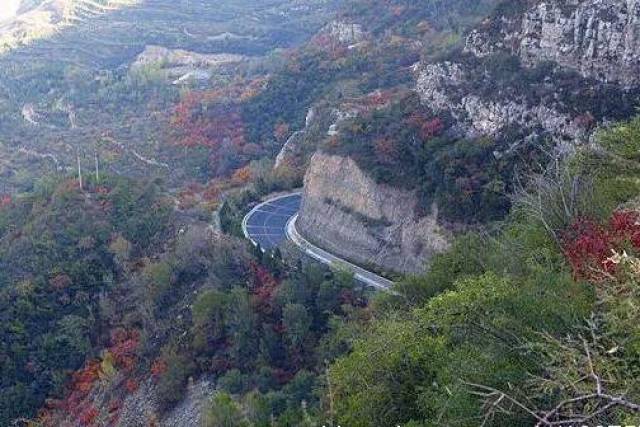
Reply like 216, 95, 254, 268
117, 377, 215, 427
414, 62, 586, 141
130, 45, 246, 83
275, 130, 305, 169
323, 20, 365, 44
413, 1, 640, 143
21, 103, 40, 125
171, 70, 212, 86
465, 0, 640, 87
132, 46, 245, 71
298, 152, 450, 275
327, 108, 358, 136
274, 108, 315, 169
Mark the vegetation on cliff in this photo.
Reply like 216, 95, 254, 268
0, 175, 172, 424
2, 0, 640, 425
324, 117, 640, 426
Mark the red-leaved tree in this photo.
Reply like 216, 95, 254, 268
563, 211, 640, 282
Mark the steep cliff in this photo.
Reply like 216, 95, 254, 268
298, 152, 450, 275
322, 20, 366, 45
414, 61, 588, 142
296, 0, 640, 275
466, 0, 640, 87
415, 0, 640, 143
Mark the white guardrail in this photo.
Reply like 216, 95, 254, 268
285, 214, 394, 291
242, 193, 395, 292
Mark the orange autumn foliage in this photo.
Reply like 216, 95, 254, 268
38, 329, 141, 426
231, 166, 252, 186
109, 329, 140, 372
150, 358, 168, 380
249, 262, 281, 316
0, 194, 12, 208
170, 78, 266, 151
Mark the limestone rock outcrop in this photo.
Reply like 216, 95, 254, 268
414, 0, 640, 142
297, 152, 450, 275
465, 0, 640, 87
322, 20, 365, 44
414, 62, 586, 141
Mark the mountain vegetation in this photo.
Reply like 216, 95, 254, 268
1, 0, 640, 425
326, 117, 640, 426
0, 175, 172, 423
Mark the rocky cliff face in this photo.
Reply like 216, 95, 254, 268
414, 61, 587, 142
297, 0, 640, 275
117, 378, 214, 427
322, 20, 366, 45
466, 0, 640, 87
415, 0, 640, 143
298, 152, 450, 275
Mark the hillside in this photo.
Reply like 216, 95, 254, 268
2, 0, 640, 426
0, 0, 337, 193
285, 0, 640, 274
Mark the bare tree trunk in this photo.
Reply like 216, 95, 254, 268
94, 150, 100, 183
77, 151, 83, 190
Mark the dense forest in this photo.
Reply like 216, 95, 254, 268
5, 118, 640, 425
0, 175, 172, 422
1, 0, 640, 425
0, 171, 369, 424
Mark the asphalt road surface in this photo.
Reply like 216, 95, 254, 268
242, 193, 394, 291
242, 193, 302, 250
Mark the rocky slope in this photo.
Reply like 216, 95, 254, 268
414, 60, 588, 143
416, 0, 640, 141
117, 377, 214, 427
298, 152, 450, 275
466, 0, 640, 87
296, 0, 640, 274
130, 45, 247, 84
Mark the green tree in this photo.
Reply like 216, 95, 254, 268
156, 348, 195, 408
282, 304, 312, 351
226, 287, 256, 365
192, 290, 228, 352
204, 392, 248, 427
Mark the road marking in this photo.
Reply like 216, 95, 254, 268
286, 213, 394, 291
242, 192, 302, 248
242, 192, 395, 292
251, 210, 296, 217
246, 226, 289, 231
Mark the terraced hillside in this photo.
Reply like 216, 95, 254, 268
0, 0, 141, 54
0, 0, 336, 192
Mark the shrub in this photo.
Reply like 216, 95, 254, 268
218, 369, 250, 395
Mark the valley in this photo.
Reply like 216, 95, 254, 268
0, 0, 337, 193
1, 0, 640, 426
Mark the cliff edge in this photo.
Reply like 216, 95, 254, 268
297, 152, 450, 275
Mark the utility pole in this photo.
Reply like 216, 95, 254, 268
77, 150, 83, 190
94, 150, 100, 183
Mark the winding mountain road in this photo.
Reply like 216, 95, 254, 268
242, 193, 394, 291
